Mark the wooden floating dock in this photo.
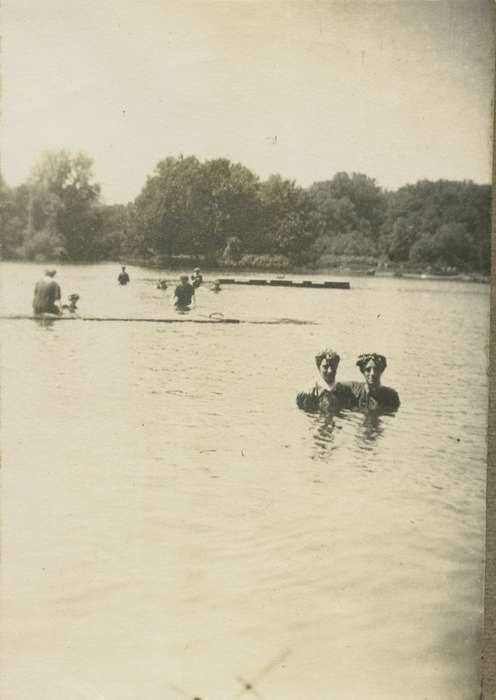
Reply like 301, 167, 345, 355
216, 278, 351, 290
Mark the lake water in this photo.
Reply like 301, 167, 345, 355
0, 262, 489, 700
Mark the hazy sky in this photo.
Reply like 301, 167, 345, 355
2, 0, 494, 203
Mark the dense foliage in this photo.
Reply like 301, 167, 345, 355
0, 150, 491, 272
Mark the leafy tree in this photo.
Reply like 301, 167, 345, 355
432, 223, 475, 270
380, 179, 491, 271
0, 178, 30, 259
330, 231, 377, 257
259, 175, 315, 262
19, 150, 102, 261
309, 173, 384, 231
409, 235, 439, 266
134, 155, 262, 263
190, 158, 261, 260
95, 203, 134, 259
1, 152, 491, 272
387, 217, 417, 262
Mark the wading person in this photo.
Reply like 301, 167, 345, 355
296, 348, 355, 413
350, 353, 400, 411
191, 267, 203, 289
118, 266, 130, 285
173, 274, 196, 309
32, 269, 62, 315
61, 293, 80, 313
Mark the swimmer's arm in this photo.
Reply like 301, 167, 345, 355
296, 385, 321, 411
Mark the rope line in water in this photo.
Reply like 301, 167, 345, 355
0, 315, 316, 325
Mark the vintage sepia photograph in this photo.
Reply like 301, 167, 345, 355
0, 1, 493, 699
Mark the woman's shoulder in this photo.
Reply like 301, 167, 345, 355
377, 385, 400, 407
335, 381, 364, 396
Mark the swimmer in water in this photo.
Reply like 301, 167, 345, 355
156, 279, 168, 290
191, 267, 203, 289
210, 279, 222, 293
296, 348, 355, 413
172, 274, 196, 309
32, 269, 62, 315
350, 353, 400, 411
61, 293, 80, 313
118, 266, 130, 285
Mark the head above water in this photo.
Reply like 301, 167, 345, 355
315, 348, 340, 386
45, 269, 57, 277
356, 353, 387, 388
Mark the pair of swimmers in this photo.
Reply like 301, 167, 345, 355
32, 270, 79, 315
297, 349, 400, 413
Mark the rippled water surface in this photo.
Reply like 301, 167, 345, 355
0, 262, 489, 700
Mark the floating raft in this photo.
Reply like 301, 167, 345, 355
216, 278, 350, 289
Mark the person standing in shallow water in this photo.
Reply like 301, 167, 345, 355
191, 267, 203, 289
347, 353, 400, 411
118, 266, 130, 285
32, 269, 62, 315
296, 349, 355, 413
173, 274, 196, 309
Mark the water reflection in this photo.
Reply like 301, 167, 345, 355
359, 410, 385, 444
310, 412, 340, 459
34, 318, 57, 331
308, 407, 396, 460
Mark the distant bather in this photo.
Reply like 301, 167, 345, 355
118, 266, 130, 285
191, 267, 203, 289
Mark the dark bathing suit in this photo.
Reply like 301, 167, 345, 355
174, 283, 194, 307
343, 382, 400, 412
118, 272, 130, 285
32, 278, 62, 314
296, 383, 356, 413
297, 382, 400, 413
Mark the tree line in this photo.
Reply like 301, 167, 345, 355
0, 150, 491, 273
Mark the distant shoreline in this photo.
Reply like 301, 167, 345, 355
1, 257, 489, 284
124, 257, 490, 284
